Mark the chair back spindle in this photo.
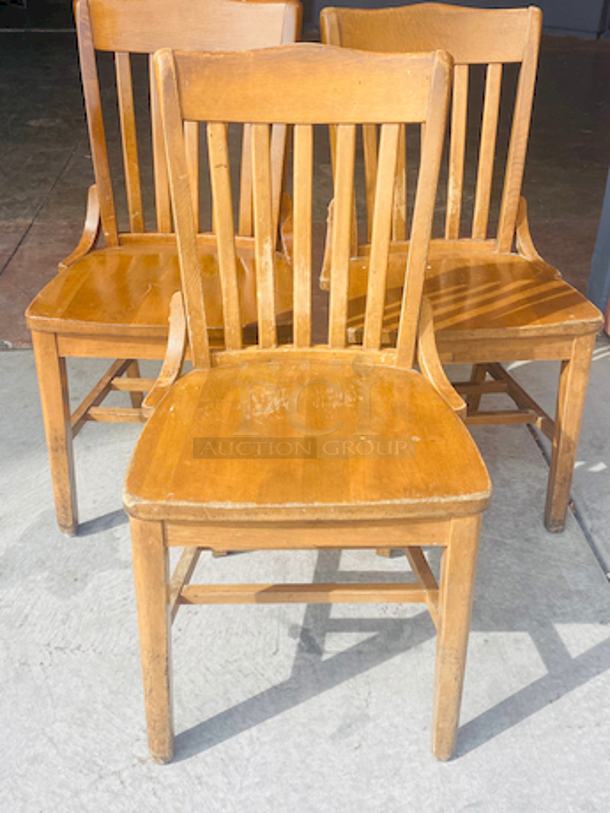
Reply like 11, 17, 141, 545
321, 3, 542, 250
156, 45, 451, 369
75, 0, 301, 244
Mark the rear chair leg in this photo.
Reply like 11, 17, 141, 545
467, 364, 488, 412
31, 330, 78, 535
130, 517, 174, 763
432, 514, 481, 761
545, 334, 596, 533
125, 360, 144, 409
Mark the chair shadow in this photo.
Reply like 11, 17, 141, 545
172, 546, 610, 762
77, 508, 128, 536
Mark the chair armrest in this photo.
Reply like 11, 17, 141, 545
58, 184, 101, 271
515, 196, 561, 278
141, 291, 187, 418
417, 297, 466, 419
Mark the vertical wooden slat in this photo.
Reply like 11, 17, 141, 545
150, 54, 172, 233
292, 124, 313, 348
397, 55, 451, 369
472, 63, 502, 240
239, 123, 285, 240
74, 0, 119, 245
363, 123, 400, 350
497, 7, 542, 251
445, 64, 469, 240
115, 52, 144, 233
362, 124, 378, 241
207, 122, 243, 350
238, 124, 253, 236
184, 120, 199, 233
251, 123, 277, 348
155, 50, 209, 368
328, 124, 356, 349
270, 123, 288, 242
392, 123, 407, 241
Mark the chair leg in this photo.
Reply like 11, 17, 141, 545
31, 331, 78, 535
431, 514, 481, 761
467, 364, 488, 412
130, 517, 174, 763
125, 360, 144, 409
545, 333, 596, 533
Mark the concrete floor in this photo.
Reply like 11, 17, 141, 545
1, 345, 610, 811
1, 22, 610, 813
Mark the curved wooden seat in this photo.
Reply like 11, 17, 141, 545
26, 244, 293, 339
346, 245, 601, 342
321, 3, 604, 532
426, 251, 601, 340
124, 359, 490, 522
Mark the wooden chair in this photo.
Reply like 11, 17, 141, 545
25, 0, 301, 535
321, 3, 603, 532
122, 43, 491, 763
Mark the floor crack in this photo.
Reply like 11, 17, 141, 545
0, 135, 84, 279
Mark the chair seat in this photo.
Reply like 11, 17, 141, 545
25, 242, 293, 338
425, 248, 602, 339
123, 358, 491, 523
346, 245, 602, 342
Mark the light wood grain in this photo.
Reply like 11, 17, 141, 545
27, 0, 301, 533
122, 44, 489, 763
322, 3, 603, 531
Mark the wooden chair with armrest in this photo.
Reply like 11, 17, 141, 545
122, 43, 491, 763
26, 0, 301, 535
321, 3, 602, 533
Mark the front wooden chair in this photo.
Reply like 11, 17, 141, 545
25, 0, 301, 534
122, 43, 491, 763
321, 3, 603, 533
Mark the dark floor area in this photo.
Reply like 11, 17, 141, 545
1, 29, 610, 346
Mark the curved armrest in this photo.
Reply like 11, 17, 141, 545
516, 196, 561, 278
417, 297, 466, 419
141, 291, 187, 418
58, 184, 101, 271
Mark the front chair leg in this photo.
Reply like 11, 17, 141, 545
31, 330, 78, 535
432, 514, 481, 761
545, 333, 596, 533
130, 518, 174, 763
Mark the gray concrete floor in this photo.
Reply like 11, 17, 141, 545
1, 342, 610, 810
1, 23, 610, 812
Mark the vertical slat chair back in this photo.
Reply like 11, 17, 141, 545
75, 0, 301, 246
321, 3, 542, 252
155, 45, 451, 370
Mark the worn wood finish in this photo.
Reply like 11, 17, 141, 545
25, 0, 301, 533
123, 44, 490, 763
432, 514, 480, 761
545, 333, 596, 531
321, 3, 603, 531
31, 331, 78, 535
130, 517, 174, 764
